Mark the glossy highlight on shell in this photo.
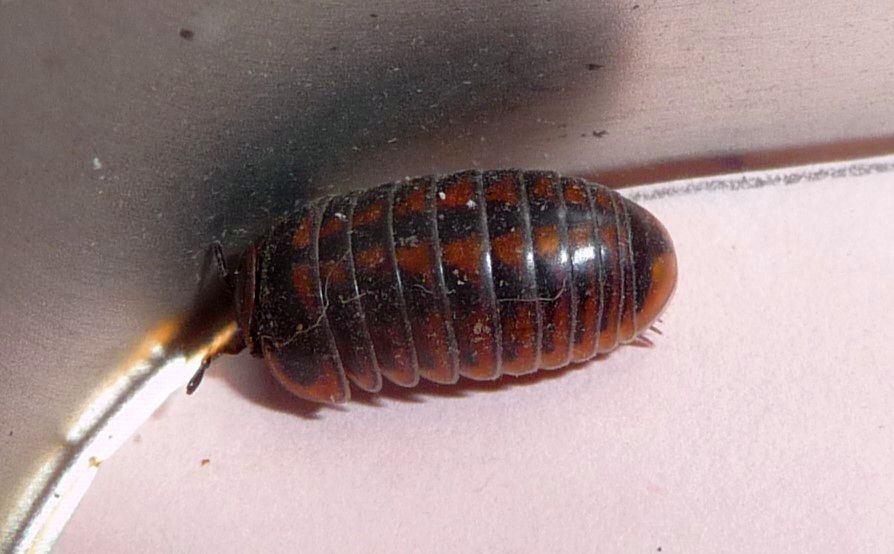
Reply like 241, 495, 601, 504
199, 169, 677, 404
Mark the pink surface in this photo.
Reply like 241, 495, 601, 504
58, 162, 894, 553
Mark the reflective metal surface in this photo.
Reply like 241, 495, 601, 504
2, 1, 893, 551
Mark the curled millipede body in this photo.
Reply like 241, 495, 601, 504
192, 170, 677, 404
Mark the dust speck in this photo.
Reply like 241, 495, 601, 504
92, 157, 103, 170
200, 458, 211, 467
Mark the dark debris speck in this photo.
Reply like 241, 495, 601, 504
592, 130, 608, 138
586, 63, 604, 70
179, 28, 194, 40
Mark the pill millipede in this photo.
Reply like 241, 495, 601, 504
187, 169, 677, 404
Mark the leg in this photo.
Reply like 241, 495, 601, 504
199, 241, 228, 283
212, 241, 228, 280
